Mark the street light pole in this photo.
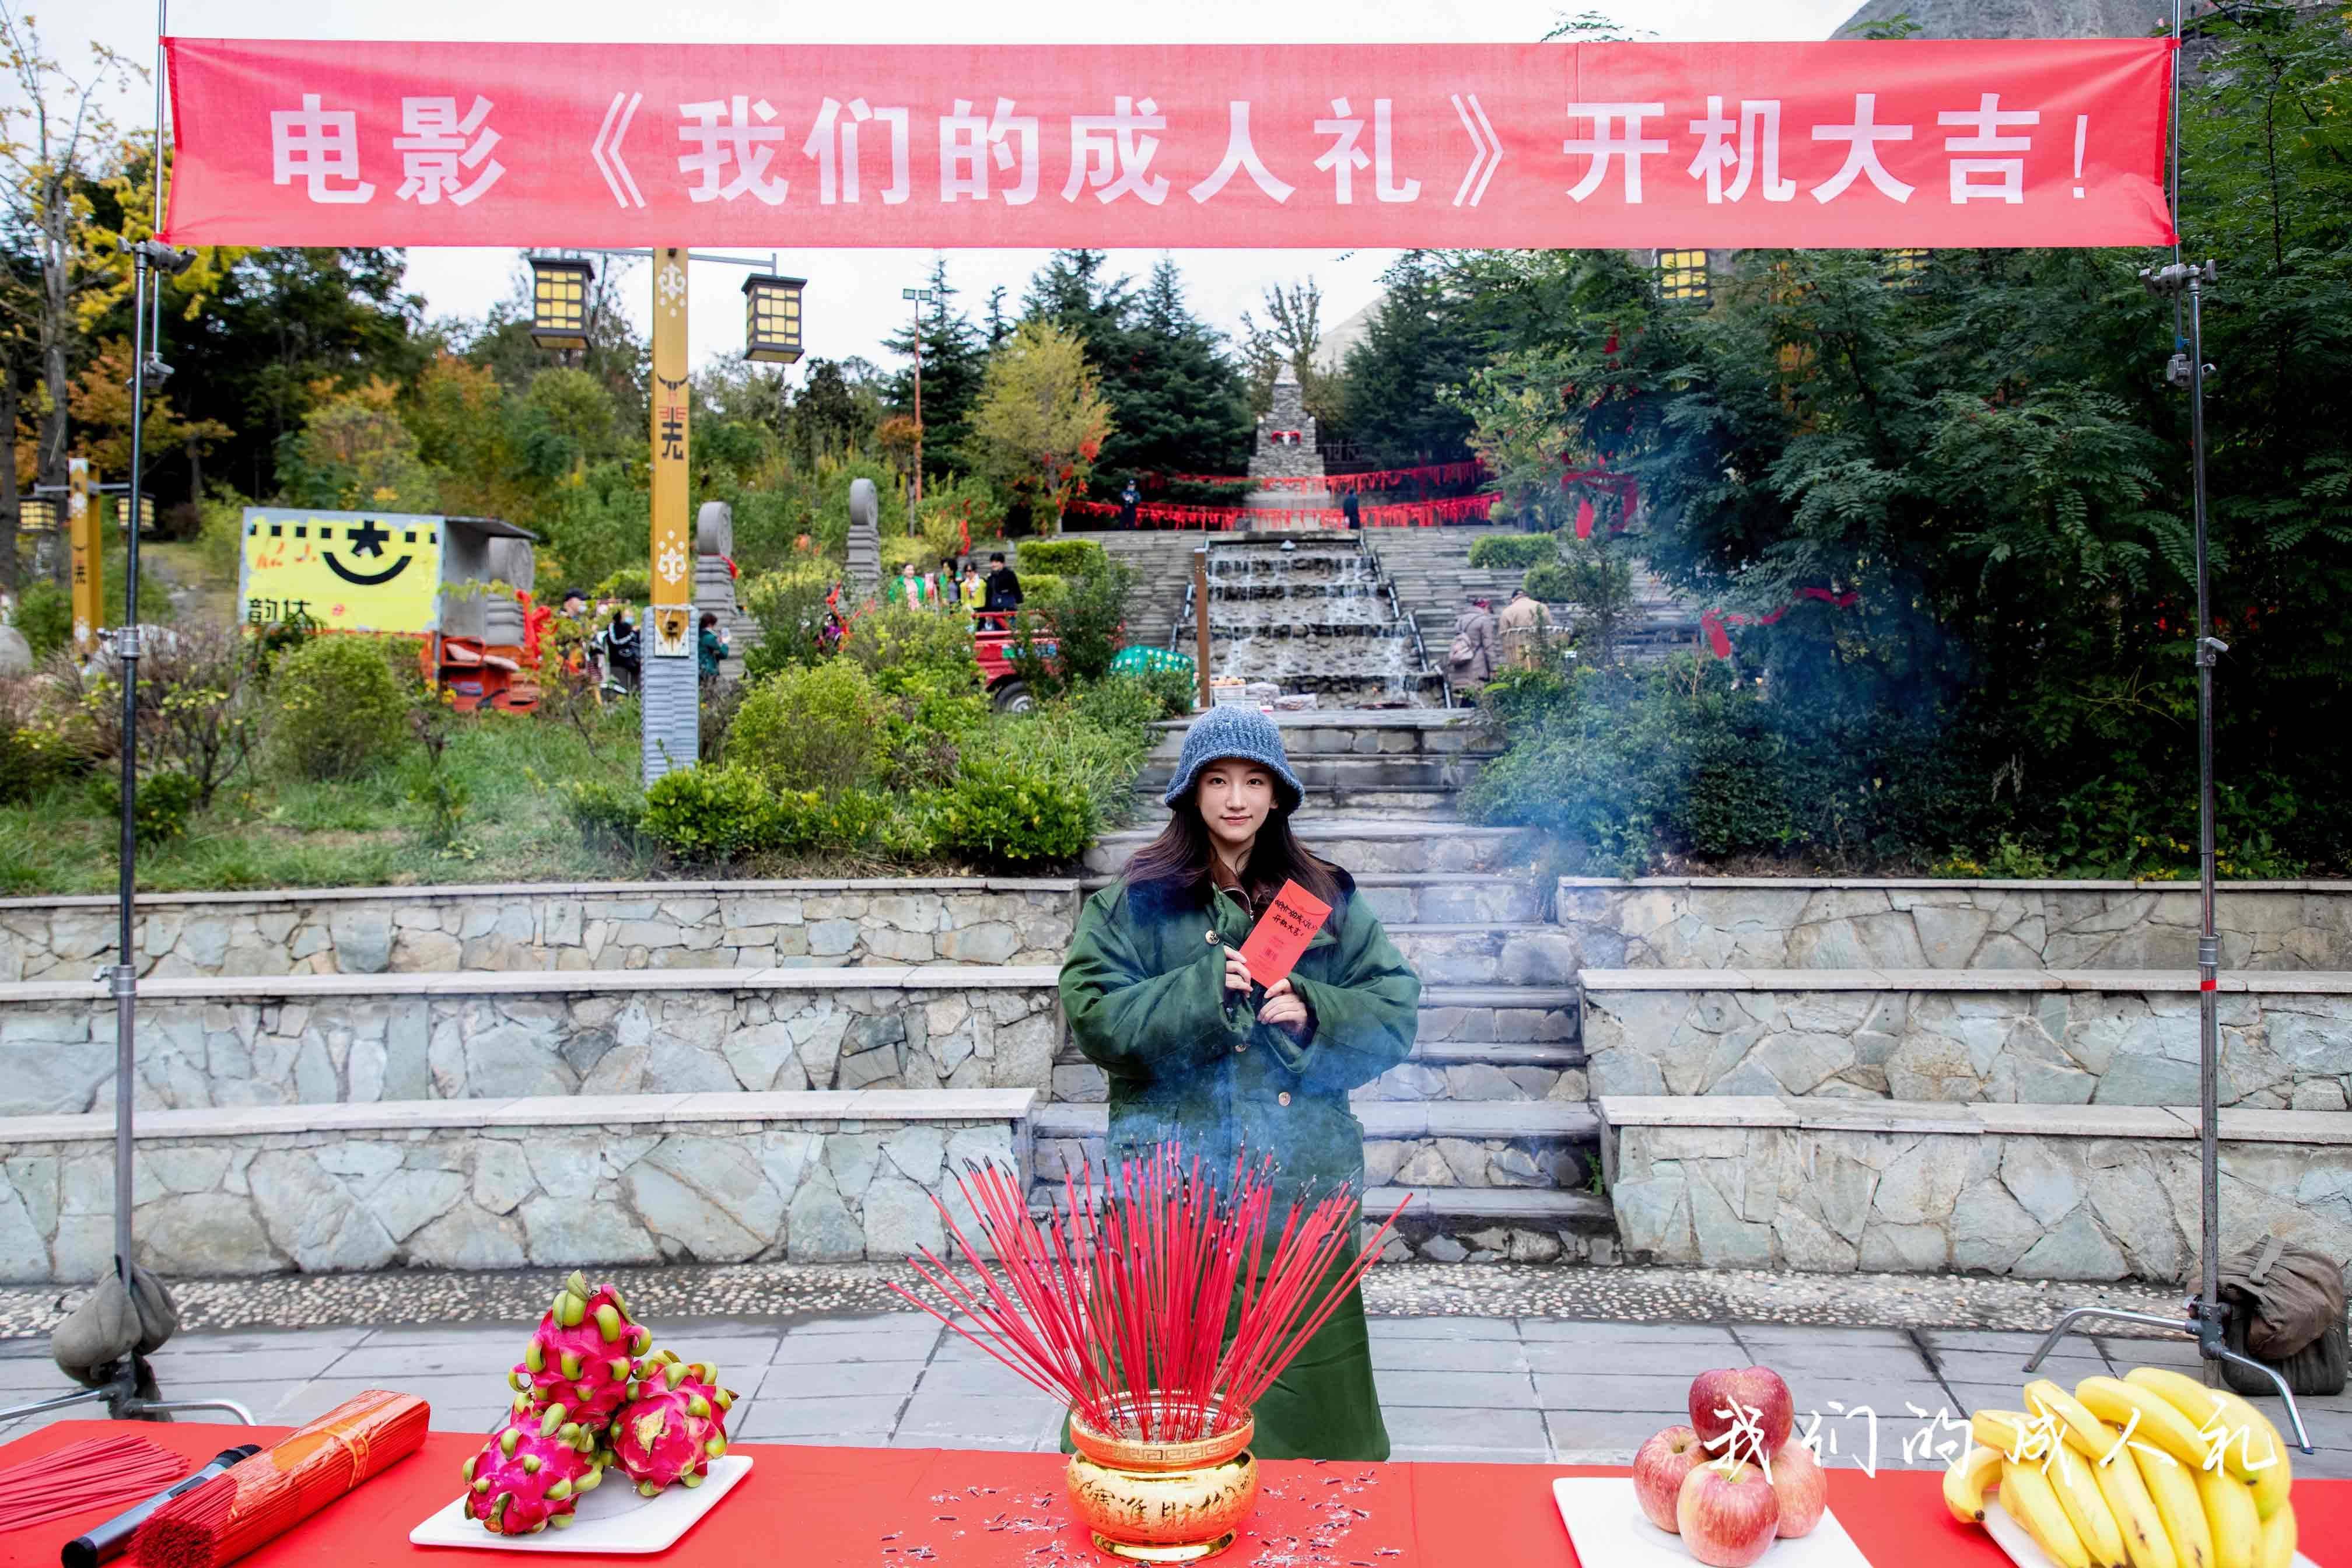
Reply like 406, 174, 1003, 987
902, 286, 933, 534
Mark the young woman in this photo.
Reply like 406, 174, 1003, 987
1059, 706, 1419, 1461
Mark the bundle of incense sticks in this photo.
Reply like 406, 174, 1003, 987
0, 1434, 184, 1535
131, 1390, 428, 1567
894, 1146, 1407, 1444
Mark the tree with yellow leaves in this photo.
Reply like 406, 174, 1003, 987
967, 320, 1112, 537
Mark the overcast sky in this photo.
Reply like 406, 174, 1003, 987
33, 0, 1861, 380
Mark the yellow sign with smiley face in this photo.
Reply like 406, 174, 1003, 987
240, 508, 446, 632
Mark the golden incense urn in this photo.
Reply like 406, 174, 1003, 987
1066, 1408, 1259, 1563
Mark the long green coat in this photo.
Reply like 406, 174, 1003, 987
1058, 867, 1420, 1461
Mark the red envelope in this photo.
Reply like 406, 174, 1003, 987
1236, 879, 1333, 989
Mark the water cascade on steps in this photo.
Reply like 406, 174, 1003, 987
1186, 536, 1445, 708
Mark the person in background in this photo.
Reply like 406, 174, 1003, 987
1448, 594, 1500, 687
596, 604, 640, 695
959, 559, 987, 615
984, 551, 1023, 615
696, 611, 729, 685
1496, 586, 1552, 672
559, 588, 589, 622
888, 561, 930, 608
939, 558, 964, 612
1340, 490, 1360, 531
1119, 478, 1140, 530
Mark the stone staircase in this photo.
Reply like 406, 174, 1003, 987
1132, 711, 1494, 814
1364, 524, 1705, 664
1090, 706, 1607, 1261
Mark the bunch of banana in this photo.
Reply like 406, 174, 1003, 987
1940, 1366, 2298, 1568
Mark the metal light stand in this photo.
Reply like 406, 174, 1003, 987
0, 0, 253, 1433
2020, 258, 2309, 1457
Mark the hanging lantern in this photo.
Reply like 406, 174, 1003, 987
527, 256, 596, 350
743, 273, 806, 364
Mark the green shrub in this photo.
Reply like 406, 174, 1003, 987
1466, 535, 1557, 570
726, 660, 887, 793
641, 764, 788, 864
1522, 562, 1577, 602
265, 635, 412, 780
742, 564, 840, 678
1014, 538, 1108, 578
16, 582, 71, 663
1016, 572, 1066, 607
86, 769, 203, 845
558, 775, 646, 853
1008, 560, 1133, 696
593, 566, 650, 604
1069, 674, 1177, 737
932, 755, 1093, 867
842, 607, 981, 695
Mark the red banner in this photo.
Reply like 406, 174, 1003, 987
1158, 462, 1488, 491
162, 39, 2174, 249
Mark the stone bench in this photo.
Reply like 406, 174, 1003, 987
0, 878, 1080, 982
1596, 1094, 2350, 1282
1558, 877, 2352, 972
0, 1088, 1032, 1284
1580, 968, 2352, 1110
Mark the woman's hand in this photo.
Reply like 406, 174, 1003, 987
1224, 947, 1255, 998
1257, 977, 1311, 1040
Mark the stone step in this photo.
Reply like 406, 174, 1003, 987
1084, 817, 1544, 877
1074, 875, 1547, 927
1146, 710, 1489, 758
1580, 967, 2352, 1109
1134, 755, 1485, 794
1386, 925, 1576, 987
1597, 1094, 2336, 1279
1030, 1100, 1601, 1192
0, 1088, 1034, 1281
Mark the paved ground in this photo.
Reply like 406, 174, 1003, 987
5, 1314, 2344, 1479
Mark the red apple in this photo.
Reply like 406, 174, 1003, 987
1767, 1439, 1827, 1539
1687, 1367, 1794, 1465
1631, 1425, 1705, 1533
1676, 1458, 1782, 1567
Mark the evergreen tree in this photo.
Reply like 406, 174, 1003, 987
1337, 251, 1480, 465
1021, 249, 1132, 348
881, 256, 986, 481
1104, 258, 1250, 478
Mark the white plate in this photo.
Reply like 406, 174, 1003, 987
1542, 1476, 1872, 1560
1551, 1476, 1874, 1567
410, 1455, 753, 1554
1985, 1498, 2314, 1568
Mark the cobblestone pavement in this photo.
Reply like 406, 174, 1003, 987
3, 1273, 2342, 1478
0, 1261, 2187, 1339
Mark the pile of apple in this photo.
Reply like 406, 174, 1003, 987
1632, 1366, 1826, 1568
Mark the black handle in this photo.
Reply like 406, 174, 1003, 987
61, 1446, 260, 1568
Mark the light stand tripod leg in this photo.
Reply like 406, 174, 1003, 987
130, 1398, 258, 1423
0, 1385, 113, 1426
2021, 1304, 2314, 1455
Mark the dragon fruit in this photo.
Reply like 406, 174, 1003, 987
461, 1401, 608, 1535
507, 1270, 652, 1424
609, 1353, 736, 1497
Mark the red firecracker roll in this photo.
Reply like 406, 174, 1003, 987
131, 1390, 428, 1567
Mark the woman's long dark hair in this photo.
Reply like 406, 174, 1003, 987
1121, 780, 1344, 923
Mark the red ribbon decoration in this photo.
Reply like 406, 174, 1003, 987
1701, 587, 1863, 657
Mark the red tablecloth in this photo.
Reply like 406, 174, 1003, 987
0, 1420, 2341, 1567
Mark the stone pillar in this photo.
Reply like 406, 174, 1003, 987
846, 478, 881, 601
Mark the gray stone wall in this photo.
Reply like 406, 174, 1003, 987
0, 1109, 1022, 1283
0, 881, 1077, 982
1584, 985, 2352, 1110
0, 982, 1061, 1118
1559, 880, 2352, 972
1605, 1106, 2349, 1282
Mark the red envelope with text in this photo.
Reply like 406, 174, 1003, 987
1237, 880, 1333, 989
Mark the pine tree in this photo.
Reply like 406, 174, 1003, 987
1336, 251, 1480, 465
1105, 258, 1250, 478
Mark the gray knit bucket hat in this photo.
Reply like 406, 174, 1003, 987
1161, 706, 1304, 811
